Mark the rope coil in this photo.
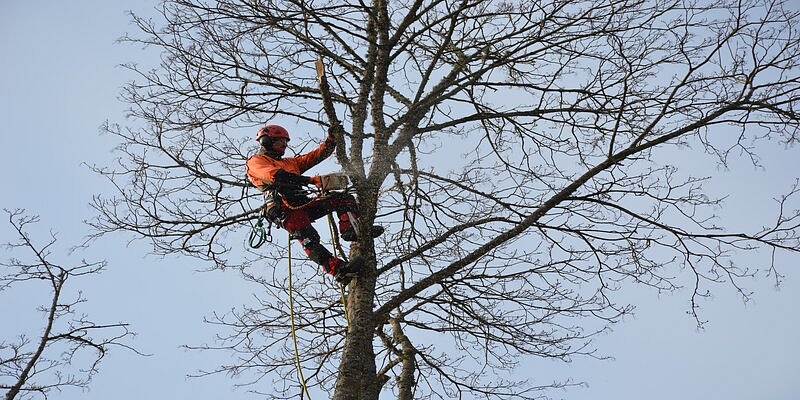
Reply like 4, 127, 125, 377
247, 212, 271, 248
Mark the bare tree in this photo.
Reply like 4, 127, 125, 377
90, 0, 800, 399
1, 210, 138, 400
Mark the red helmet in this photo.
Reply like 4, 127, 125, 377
255, 125, 290, 142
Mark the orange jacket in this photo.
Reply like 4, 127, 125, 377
246, 138, 335, 192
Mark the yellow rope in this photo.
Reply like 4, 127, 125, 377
287, 237, 312, 400
327, 214, 351, 329
284, 206, 351, 400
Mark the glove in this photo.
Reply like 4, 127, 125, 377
326, 124, 340, 145
309, 175, 324, 189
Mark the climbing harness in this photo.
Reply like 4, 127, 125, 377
247, 173, 345, 250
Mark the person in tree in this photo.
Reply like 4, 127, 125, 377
246, 124, 383, 283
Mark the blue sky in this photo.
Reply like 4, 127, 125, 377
1, 2, 798, 400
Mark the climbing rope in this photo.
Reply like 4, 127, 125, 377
287, 237, 312, 400
327, 214, 351, 329
285, 210, 351, 400
251, 166, 354, 396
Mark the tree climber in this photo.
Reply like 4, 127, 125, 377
246, 124, 384, 283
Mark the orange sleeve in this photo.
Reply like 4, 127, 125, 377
292, 138, 335, 173
246, 154, 281, 188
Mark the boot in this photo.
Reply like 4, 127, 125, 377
329, 256, 365, 284
340, 225, 385, 242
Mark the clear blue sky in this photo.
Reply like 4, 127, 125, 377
1, 2, 798, 400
